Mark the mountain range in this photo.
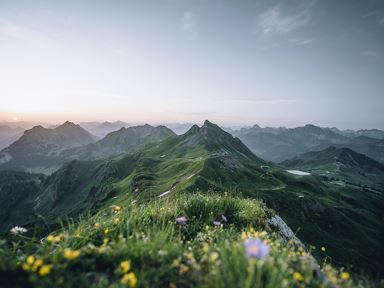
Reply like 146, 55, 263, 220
0, 125, 24, 150
0, 122, 175, 174
232, 124, 384, 163
79, 121, 130, 138
1, 120, 382, 277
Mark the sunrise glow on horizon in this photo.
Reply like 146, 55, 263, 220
1, 0, 384, 129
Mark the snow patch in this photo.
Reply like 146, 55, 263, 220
286, 170, 311, 176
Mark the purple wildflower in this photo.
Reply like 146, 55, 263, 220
175, 216, 187, 225
213, 221, 221, 226
244, 238, 269, 259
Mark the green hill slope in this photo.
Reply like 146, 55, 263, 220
0, 192, 357, 287
281, 146, 384, 190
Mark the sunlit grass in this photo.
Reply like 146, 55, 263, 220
0, 192, 358, 287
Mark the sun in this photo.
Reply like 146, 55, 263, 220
12, 116, 18, 121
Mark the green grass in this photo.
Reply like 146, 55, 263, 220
0, 192, 359, 287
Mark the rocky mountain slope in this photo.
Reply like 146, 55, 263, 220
0, 121, 97, 173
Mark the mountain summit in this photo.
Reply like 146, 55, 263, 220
0, 121, 97, 173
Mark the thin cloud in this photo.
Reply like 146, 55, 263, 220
288, 37, 318, 46
254, 1, 315, 36
181, 11, 197, 37
360, 50, 381, 59
232, 98, 296, 105
379, 16, 384, 26
0, 18, 48, 48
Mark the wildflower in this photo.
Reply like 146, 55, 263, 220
120, 260, 131, 273
111, 205, 122, 213
202, 243, 209, 253
46, 235, 60, 243
22, 263, 30, 271
340, 272, 350, 280
321, 246, 326, 252
175, 216, 187, 225
38, 264, 53, 276
169, 283, 177, 288
213, 221, 221, 226
26, 255, 35, 265
114, 217, 120, 224
103, 238, 109, 245
179, 264, 189, 274
121, 272, 137, 287
104, 228, 109, 235
10, 226, 28, 234
293, 272, 304, 281
98, 246, 107, 254
209, 252, 219, 263
94, 223, 101, 228
244, 238, 269, 259
63, 248, 80, 260
32, 259, 43, 272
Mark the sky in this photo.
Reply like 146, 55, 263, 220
0, 0, 384, 129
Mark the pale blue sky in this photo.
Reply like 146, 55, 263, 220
0, 0, 383, 128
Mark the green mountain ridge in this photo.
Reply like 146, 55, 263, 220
282, 146, 384, 191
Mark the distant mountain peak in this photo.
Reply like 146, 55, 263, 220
55, 121, 79, 130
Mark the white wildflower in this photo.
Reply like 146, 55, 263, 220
10, 226, 28, 234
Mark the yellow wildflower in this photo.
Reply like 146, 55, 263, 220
111, 205, 122, 213
47, 235, 61, 243
321, 246, 326, 252
38, 264, 53, 277
104, 228, 109, 235
340, 272, 350, 280
202, 243, 209, 253
22, 263, 30, 271
121, 272, 137, 287
120, 260, 131, 273
98, 246, 107, 254
185, 252, 193, 261
169, 283, 177, 288
94, 223, 101, 228
103, 238, 109, 245
293, 272, 304, 281
32, 259, 43, 272
179, 264, 189, 274
209, 252, 219, 263
26, 255, 35, 265
63, 248, 80, 260
114, 217, 120, 224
